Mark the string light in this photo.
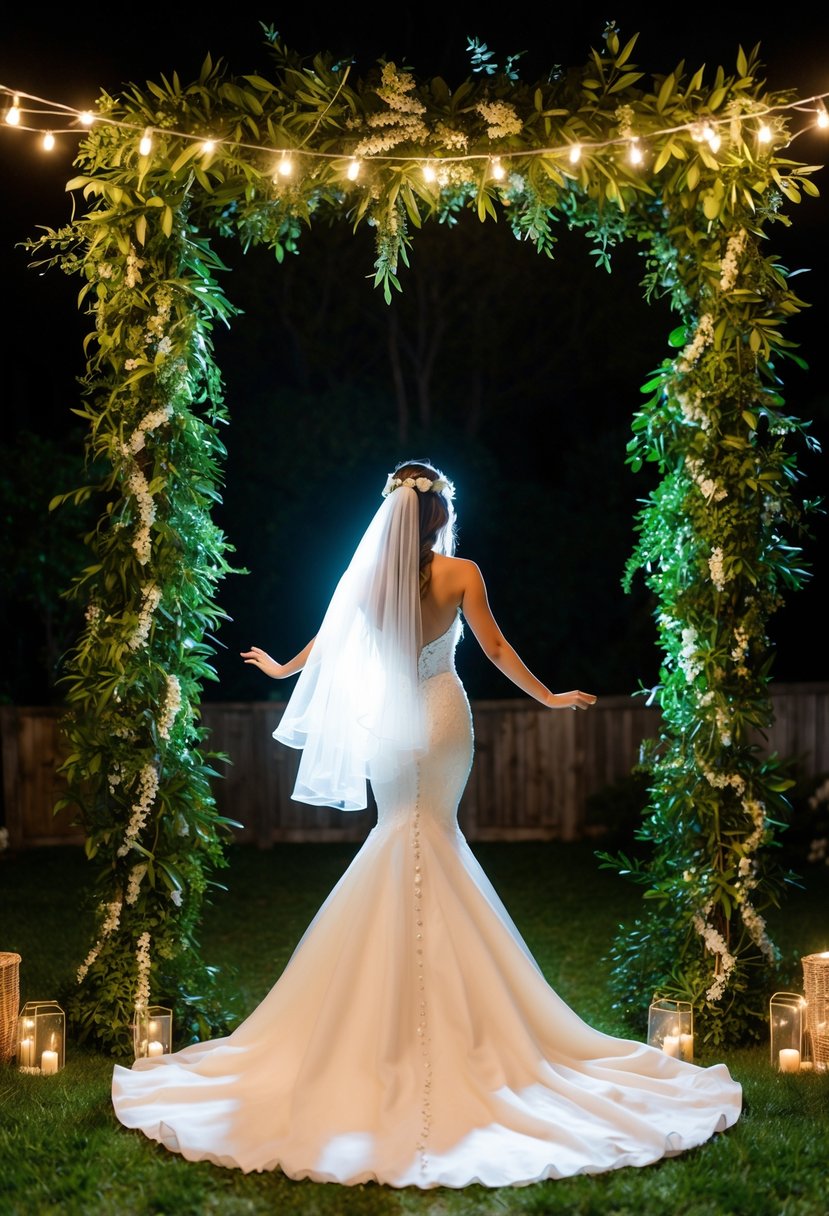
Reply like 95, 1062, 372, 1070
42, 130, 55, 151
1, 81, 827, 174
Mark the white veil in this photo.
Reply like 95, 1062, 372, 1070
273, 485, 426, 810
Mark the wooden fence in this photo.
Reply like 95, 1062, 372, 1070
2, 685, 828, 850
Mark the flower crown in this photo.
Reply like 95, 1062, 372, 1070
382, 473, 454, 499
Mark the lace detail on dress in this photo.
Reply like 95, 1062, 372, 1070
418, 615, 462, 682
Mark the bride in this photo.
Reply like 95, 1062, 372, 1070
112, 460, 742, 1188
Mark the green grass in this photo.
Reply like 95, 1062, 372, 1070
1, 841, 828, 1216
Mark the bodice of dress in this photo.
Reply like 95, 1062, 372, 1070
418, 614, 463, 682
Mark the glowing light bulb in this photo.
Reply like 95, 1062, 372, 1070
201, 138, 216, 154
569, 143, 582, 164
277, 153, 293, 177
42, 130, 55, 151
78, 110, 94, 127
629, 138, 643, 165
706, 128, 722, 153
5, 95, 21, 125
139, 129, 152, 156
490, 156, 506, 180
346, 157, 360, 181
817, 105, 829, 130
758, 123, 772, 143
422, 161, 437, 183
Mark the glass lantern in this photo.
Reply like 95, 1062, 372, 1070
133, 1005, 173, 1060
16, 1001, 65, 1074
647, 998, 694, 1062
769, 991, 804, 1072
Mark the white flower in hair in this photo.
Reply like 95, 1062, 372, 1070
382, 472, 455, 499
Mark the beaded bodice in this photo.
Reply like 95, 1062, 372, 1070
418, 615, 462, 682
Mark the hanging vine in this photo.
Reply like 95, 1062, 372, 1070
27, 22, 821, 1050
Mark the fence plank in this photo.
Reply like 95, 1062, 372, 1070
2, 685, 827, 849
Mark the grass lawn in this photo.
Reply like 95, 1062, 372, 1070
1, 839, 827, 1216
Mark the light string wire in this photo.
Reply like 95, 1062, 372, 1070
1, 79, 828, 167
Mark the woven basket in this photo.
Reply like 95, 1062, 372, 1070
0, 952, 21, 1064
802, 952, 829, 1067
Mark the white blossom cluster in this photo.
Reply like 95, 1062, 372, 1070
127, 405, 172, 456
702, 765, 746, 796
125, 863, 148, 906
685, 455, 727, 503
614, 104, 635, 138
134, 931, 152, 1010
719, 229, 748, 292
157, 674, 182, 741
127, 583, 163, 651
433, 122, 468, 151
675, 388, 712, 430
475, 100, 523, 139
125, 465, 156, 564
692, 906, 736, 1002
677, 626, 703, 683
144, 285, 174, 346
76, 896, 123, 983
352, 64, 429, 156
125, 247, 146, 289
116, 762, 160, 857
677, 314, 714, 372
708, 546, 727, 591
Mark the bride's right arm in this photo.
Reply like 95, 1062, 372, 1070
240, 637, 316, 680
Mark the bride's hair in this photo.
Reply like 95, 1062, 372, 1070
390, 460, 457, 595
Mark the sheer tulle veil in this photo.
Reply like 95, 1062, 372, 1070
274, 478, 446, 810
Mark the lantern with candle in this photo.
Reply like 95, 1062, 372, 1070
647, 998, 694, 1062
16, 1000, 65, 1074
769, 991, 805, 1072
133, 1004, 173, 1060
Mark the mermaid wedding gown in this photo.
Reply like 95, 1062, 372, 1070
112, 615, 741, 1187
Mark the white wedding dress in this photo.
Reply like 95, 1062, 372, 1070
112, 615, 742, 1187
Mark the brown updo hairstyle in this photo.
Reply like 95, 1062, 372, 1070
390, 460, 457, 596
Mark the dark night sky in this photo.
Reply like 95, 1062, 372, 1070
1, 8, 828, 701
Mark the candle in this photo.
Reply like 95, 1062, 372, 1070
147, 1040, 164, 1057
680, 1034, 694, 1063
779, 1048, 801, 1073
41, 1049, 59, 1075
19, 1036, 34, 1067
663, 1035, 680, 1057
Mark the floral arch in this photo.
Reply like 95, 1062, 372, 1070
28, 24, 822, 1050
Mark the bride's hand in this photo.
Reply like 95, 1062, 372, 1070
547, 690, 597, 711
241, 647, 287, 679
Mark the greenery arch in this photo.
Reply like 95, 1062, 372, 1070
30, 23, 822, 1052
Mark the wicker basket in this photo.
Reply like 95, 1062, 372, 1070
0, 952, 21, 1064
802, 952, 829, 1068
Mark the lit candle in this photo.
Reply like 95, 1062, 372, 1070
147, 1040, 164, 1057
19, 1036, 34, 1067
663, 1035, 680, 1057
779, 1048, 801, 1073
680, 1034, 694, 1063
41, 1049, 59, 1075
